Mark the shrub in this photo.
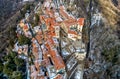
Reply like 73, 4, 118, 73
18, 35, 31, 45
102, 45, 120, 64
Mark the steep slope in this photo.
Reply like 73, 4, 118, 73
85, 0, 120, 79
0, 0, 23, 25
64, 0, 120, 79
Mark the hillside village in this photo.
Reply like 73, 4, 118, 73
0, 0, 120, 79
13, 0, 86, 79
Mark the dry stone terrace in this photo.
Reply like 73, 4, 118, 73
13, 0, 86, 79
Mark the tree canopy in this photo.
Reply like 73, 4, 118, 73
12, 71, 23, 79
2, 51, 26, 78
18, 35, 31, 45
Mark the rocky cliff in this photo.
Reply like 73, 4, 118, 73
64, 0, 120, 79
86, 0, 120, 79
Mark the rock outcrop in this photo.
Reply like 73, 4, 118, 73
63, 0, 120, 79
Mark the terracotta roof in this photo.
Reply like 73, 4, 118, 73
33, 47, 39, 53
32, 44, 39, 60
49, 11, 54, 17
65, 19, 77, 23
59, 5, 75, 20
45, 43, 65, 70
68, 29, 77, 35
53, 22, 61, 26
45, 8, 54, 17
43, 20, 65, 69
59, 9, 69, 19
78, 18, 85, 26
52, 55, 65, 70
40, 15, 45, 23
23, 24, 29, 31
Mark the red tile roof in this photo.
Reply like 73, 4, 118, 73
68, 30, 77, 35
59, 5, 75, 20
78, 18, 85, 26
33, 47, 39, 53
59, 9, 69, 19
45, 43, 65, 70
23, 25, 29, 31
